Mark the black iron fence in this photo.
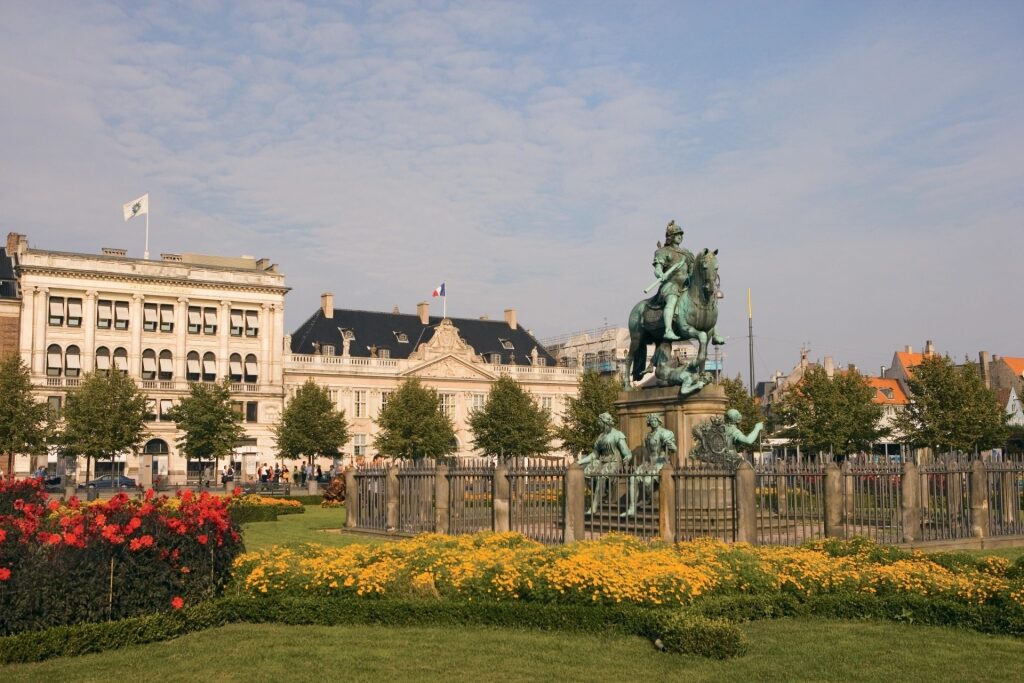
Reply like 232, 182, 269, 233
508, 458, 566, 544
755, 462, 825, 546
353, 466, 387, 531
448, 458, 495, 535
675, 463, 736, 543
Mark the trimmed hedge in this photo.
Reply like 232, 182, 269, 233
283, 495, 324, 505
230, 505, 305, 525
0, 596, 745, 664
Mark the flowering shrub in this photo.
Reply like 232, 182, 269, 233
232, 495, 303, 510
231, 533, 1024, 614
0, 478, 243, 635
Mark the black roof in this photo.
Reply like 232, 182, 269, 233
0, 247, 17, 299
290, 308, 557, 366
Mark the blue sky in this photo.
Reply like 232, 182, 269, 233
1, 1, 1022, 382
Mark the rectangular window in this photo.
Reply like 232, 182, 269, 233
245, 310, 259, 337
114, 301, 130, 330
439, 393, 455, 418
159, 399, 174, 421
158, 355, 173, 380
143, 303, 158, 331
187, 306, 202, 334
141, 355, 157, 380
541, 396, 553, 412
230, 309, 243, 336
96, 300, 113, 329
46, 348, 62, 377
65, 350, 81, 377
229, 356, 243, 381
202, 356, 217, 381
48, 296, 65, 326
203, 307, 217, 335
379, 348, 391, 358
354, 390, 366, 418
144, 399, 157, 422
353, 434, 367, 457
321, 344, 335, 356
472, 393, 486, 411
66, 298, 83, 327
244, 357, 258, 383
381, 391, 392, 411
186, 355, 200, 381
245, 401, 258, 423
160, 304, 174, 332
47, 395, 62, 415
328, 389, 339, 405
95, 352, 111, 374
231, 401, 244, 418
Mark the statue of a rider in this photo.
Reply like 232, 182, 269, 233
652, 220, 694, 341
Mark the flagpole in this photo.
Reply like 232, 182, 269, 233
144, 211, 150, 260
443, 294, 447, 319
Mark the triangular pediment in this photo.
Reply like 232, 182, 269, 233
403, 354, 497, 381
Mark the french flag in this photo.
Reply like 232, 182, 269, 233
432, 282, 446, 297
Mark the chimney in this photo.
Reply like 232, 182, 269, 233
824, 356, 835, 378
504, 308, 517, 330
924, 340, 935, 357
417, 301, 430, 324
979, 351, 991, 389
880, 365, 887, 378
392, 305, 400, 314
904, 345, 913, 354
847, 363, 857, 373
6, 232, 23, 255
321, 293, 334, 319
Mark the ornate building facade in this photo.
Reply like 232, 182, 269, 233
5, 233, 287, 482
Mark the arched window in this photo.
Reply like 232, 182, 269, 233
95, 346, 111, 376
144, 439, 169, 455
202, 352, 217, 382
64, 345, 81, 378
228, 353, 243, 382
243, 354, 258, 384
113, 347, 128, 374
46, 344, 62, 377
141, 349, 157, 380
158, 350, 173, 381
186, 351, 201, 381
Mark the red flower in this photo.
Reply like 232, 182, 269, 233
45, 533, 61, 545
67, 496, 81, 509
144, 488, 155, 501
197, 534, 208, 545
232, 487, 242, 496
128, 516, 142, 530
129, 534, 154, 552
0, 567, 10, 582
62, 532, 79, 546
47, 500, 60, 512
171, 596, 184, 610
180, 566, 191, 574
0, 529, 6, 543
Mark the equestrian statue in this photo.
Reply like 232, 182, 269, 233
625, 219, 724, 395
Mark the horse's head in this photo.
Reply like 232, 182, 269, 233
696, 248, 719, 299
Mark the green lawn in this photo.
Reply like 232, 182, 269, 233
240, 505, 386, 552
3, 619, 1023, 682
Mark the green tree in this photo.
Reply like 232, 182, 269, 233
0, 354, 51, 476
373, 377, 456, 461
468, 375, 553, 460
775, 366, 887, 459
720, 375, 763, 451
556, 370, 620, 457
275, 379, 350, 464
893, 356, 1008, 454
165, 378, 245, 476
60, 371, 148, 482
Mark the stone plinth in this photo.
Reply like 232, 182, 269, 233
615, 384, 728, 468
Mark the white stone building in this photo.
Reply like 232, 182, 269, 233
5, 233, 287, 483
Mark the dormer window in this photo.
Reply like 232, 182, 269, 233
379, 348, 391, 358
321, 344, 335, 356
881, 388, 894, 400
490, 353, 502, 364
500, 339, 514, 350
394, 331, 409, 343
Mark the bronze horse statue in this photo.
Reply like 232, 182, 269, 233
625, 248, 723, 386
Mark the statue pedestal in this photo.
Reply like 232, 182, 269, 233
615, 384, 728, 468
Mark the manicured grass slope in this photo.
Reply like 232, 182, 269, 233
3, 620, 1023, 682
239, 505, 384, 552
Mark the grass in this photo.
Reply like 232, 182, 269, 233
239, 505, 390, 552
2, 619, 1024, 682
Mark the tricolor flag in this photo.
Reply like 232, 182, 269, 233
122, 194, 149, 222
432, 282, 446, 297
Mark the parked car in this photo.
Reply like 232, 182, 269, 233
43, 475, 66, 493
77, 474, 136, 490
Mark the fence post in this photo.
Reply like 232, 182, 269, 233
841, 460, 853, 524
345, 468, 358, 529
493, 463, 510, 532
775, 460, 789, 517
734, 461, 757, 544
659, 464, 676, 543
824, 462, 843, 538
970, 459, 989, 539
901, 461, 921, 543
386, 465, 399, 531
434, 463, 449, 534
563, 464, 585, 544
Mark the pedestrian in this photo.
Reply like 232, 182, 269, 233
315, 464, 323, 482
281, 466, 290, 483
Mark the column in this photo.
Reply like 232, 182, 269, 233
659, 464, 676, 543
260, 302, 272, 389
273, 303, 285, 384
83, 290, 97, 372
563, 464, 585, 543
130, 294, 144, 377
492, 463, 510, 532
32, 287, 48, 374
734, 461, 757, 544
218, 300, 231, 379
175, 297, 188, 381
19, 285, 36, 368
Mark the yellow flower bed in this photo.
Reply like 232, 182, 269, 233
233, 495, 303, 509
231, 533, 1024, 610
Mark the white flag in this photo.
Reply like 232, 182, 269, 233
122, 194, 149, 222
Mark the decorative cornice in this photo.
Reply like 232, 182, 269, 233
17, 265, 290, 296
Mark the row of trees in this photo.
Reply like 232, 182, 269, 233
0, 348, 624, 476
